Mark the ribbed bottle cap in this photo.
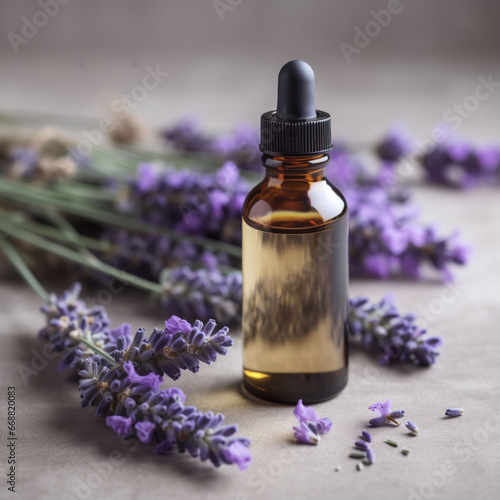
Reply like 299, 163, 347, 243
260, 60, 332, 156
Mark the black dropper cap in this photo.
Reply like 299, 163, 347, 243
260, 60, 332, 156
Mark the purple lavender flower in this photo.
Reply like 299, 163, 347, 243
100, 229, 232, 282
405, 420, 419, 435
122, 361, 162, 392
38, 283, 115, 370
292, 399, 332, 445
375, 124, 413, 162
161, 116, 212, 153
293, 421, 322, 445
349, 295, 443, 366
161, 266, 242, 323
421, 140, 500, 189
134, 420, 157, 443
223, 440, 252, 471
346, 186, 470, 282
445, 408, 463, 418
368, 399, 392, 427
211, 124, 261, 171
119, 161, 248, 245
368, 398, 402, 427
106, 416, 133, 437
40, 284, 250, 470
110, 317, 234, 381
161, 118, 260, 171
293, 399, 333, 434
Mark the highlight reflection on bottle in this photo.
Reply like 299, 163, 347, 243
241, 59, 349, 404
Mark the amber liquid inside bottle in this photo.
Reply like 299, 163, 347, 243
242, 154, 348, 404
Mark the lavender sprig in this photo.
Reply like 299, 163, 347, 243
160, 266, 242, 323
38, 284, 250, 469
161, 118, 261, 171
115, 315, 234, 380
349, 295, 443, 366
119, 161, 248, 245
100, 229, 232, 281
346, 186, 471, 282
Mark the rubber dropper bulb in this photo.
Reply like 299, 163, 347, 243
276, 60, 317, 120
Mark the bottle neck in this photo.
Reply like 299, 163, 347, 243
261, 153, 329, 183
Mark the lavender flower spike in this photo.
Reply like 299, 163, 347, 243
445, 408, 463, 418
389, 409, 406, 419
40, 284, 250, 470
292, 399, 332, 445
368, 398, 401, 427
405, 421, 419, 436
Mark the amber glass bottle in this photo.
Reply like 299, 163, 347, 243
242, 61, 349, 404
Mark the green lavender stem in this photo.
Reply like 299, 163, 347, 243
77, 335, 116, 365
0, 219, 162, 294
0, 237, 116, 364
0, 209, 111, 252
0, 179, 242, 258
0, 238, 49, 301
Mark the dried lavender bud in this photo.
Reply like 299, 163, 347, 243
349, 452, 366, 459
405, 420, 419, 436
356, 462, 364, 471
361, 430, 372, 443
349, 295, 443, 366
445, 408, 463, 418
402, 449, 411, 456
354, 440, 369, 451
366, 448, 375, 465
389, 409, 406, 419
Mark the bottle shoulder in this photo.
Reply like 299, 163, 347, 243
242, 177, 348, 232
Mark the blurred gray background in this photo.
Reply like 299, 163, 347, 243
1, 0, 499, 140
